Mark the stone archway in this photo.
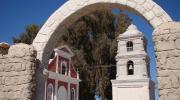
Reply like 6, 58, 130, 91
32, 0, 180, 100
33, 0, 172, 64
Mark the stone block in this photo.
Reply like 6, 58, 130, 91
143, 10, 155, 21
157, 51, 167, 65
158, 77, 171, 89
150, 17, 163, 28
0, 77, 3, 85
152, 5, 163, 17
0, 92, 6, 99
4, 85, 22, 92
174, 32, 180, 39
170, 27, 180, 33
167, 50, 180, 57
8, 43, 36, 58
158, 89, 172, 96
153, 29, 170, 37
118, 0, 127, 5
157, 70, 170, 77
67, 0, 78, 10
159, 95, 166, 100
5, 76, 17, 86
155, 40, 175, 52
7, 91, 21, 99
17, 75, 33, 85
26, 62, 36, 70
33, 43, 44, 53
59, 4, 73, 17
166, 93, 180, 100
8, 57, 25, 63
143, 0, 155, 11
135, 5, 145, 14
170, 74, 180, 89
127, 0, 137, 8
175, 39, 180, 50
33, 34, 49, 43
166, 57, 180, 70
4, 63, 14, 72
134, 0, 146, 5
14, 63, 26, 71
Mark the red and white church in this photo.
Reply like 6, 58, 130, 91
43, 45, 81, 100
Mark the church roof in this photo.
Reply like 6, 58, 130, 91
55, 45, 74, 57
119, 24, 143, 39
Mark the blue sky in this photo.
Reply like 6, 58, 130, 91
0, 0, 180, 100
0, 0, 179, 44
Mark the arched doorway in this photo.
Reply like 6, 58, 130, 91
47, 83, 54, 100
32, 0, 177, 100
57, 86, 67, 100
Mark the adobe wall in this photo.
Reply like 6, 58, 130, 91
0, 43, 37, 100
153, 22, 180, 100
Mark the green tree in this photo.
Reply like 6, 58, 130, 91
13, 24, 40, 44
57, 9, 131, 100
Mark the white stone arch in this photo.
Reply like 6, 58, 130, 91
32, 0, 174, 100
33, 0, 173, 64
58, 86, 67, 100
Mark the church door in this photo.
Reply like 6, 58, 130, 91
58, 86, 67, 100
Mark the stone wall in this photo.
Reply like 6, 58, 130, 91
0, 43, 37, 100
153, 22, 180, 100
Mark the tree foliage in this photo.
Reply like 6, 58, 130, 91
57, 8, 132, 100
13, 24, 40, 44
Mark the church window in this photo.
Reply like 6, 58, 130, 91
127, 60, 134, 75
127, 41, 133, 51
61, 62, 67, 75
71, 88, 75, 100
47, 83, 53, 100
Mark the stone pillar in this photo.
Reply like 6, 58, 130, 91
55, 80, 58, 100
55, 56, 58, 100
76, 83, 79, 100
68, 82, 70, 100
153, 22, 180, 100
0, 43, 36, 100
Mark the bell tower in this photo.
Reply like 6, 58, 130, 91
111, 24, 154, 100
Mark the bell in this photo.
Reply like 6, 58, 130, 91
129, 65, 133, 70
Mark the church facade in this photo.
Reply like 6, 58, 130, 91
111, 24, 155, 100
43, 45, 81, 100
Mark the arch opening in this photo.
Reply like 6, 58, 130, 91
58, 86, 67, 100
126, 41, 133, 52
33, 1, 172, 66
32, 1, 173, 100
127, 60, 134, 75
61, 63, 67, 75
71, 88, 75, 100
47, 83, 54, 100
